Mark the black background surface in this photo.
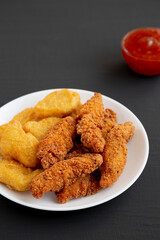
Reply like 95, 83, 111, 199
0, 1, 160, 239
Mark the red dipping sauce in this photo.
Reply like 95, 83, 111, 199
121, 28, 160, 76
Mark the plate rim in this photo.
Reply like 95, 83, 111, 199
0, 88, 149, 211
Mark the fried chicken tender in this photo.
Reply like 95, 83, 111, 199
110, 121, 135, 143
0, 120, 39, 168
77, 93, 105, 152
101, 108, 117, 138
65, 143, 89, 159
100, 121, 135, 188
23, 117, 61, 141
37, 116, 76, 169
0, 158, 42, 191
56, 170, 101, 203
30, 153, 103, 199
77, 93, 104, 118
35, 89, 81, 119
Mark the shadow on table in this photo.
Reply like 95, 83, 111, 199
100, 59, 160, 84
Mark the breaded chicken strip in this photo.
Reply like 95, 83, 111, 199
77, 93, 105, 153
30, 153, 103, 199
66, 108, 117, 159
37, 116, 76, 169
100, 121, 135, 188
77, 93, 104, 118
65, 143, 89, 160
101, 108, 117, 138
110, 121, 135, 143
56, 170, 101, 203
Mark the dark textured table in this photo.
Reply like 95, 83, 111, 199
0, 1, 160, 239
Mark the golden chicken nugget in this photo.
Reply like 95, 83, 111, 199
0, 108, 36, 141
35, 89, 81, 118
0, 158, 43, 191
11, 107, 36, 125
0, 124, 8, 140
23, 117, 61, 141
0, 124, 10, 156
0, 120, 39, 168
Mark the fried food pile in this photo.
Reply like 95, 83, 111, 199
0, 89, 135, 204
0, 89, 81, 192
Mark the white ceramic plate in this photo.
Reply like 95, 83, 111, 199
0, 89, 149, 211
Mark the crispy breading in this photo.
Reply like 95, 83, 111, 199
77, 92, 104, 119
35, 89, 81, 119
23, 117, 61, 141
100, 122, 135, 188
37, 116, 76, 169
77, 114, 105, 153
110, 121, 135, 143
76, 93, 105, 152
0, 120, 39, 168
101, 108, 117, 138
56, 170, 101, 203
30, 153, 103, 199
0, 158, 42, 191
65, 143, 89, 159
